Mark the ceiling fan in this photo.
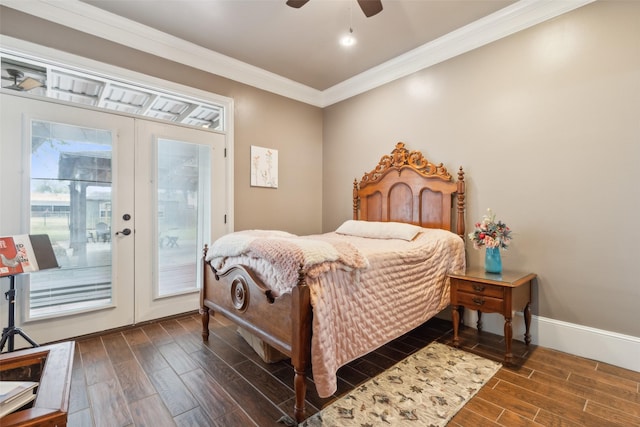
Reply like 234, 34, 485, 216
4, 68, 44, 91
286, 0, 383, 18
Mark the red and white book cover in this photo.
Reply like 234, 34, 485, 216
12, 234, 39, 273
0, 234, 58, 277
0, 236, 23, 277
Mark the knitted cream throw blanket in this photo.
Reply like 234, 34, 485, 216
207, 230, 369, 289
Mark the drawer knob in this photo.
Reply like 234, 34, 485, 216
473, 284, 485, 292
472, 297, 485, 306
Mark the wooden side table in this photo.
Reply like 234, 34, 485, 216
449, 269, 536, 364
0, 341, 74, 426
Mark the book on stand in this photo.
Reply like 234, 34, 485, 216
0, 234, 59, 278
0, 380, 39, 418
0, 237, 23, 276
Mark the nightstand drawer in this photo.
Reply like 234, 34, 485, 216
456, 291, 504, 312
455, 281, 504, 298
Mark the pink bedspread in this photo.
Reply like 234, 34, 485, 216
206, 228, 465, 397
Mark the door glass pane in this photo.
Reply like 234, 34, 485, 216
157, 139, 210, 296
29, 120, 113, 318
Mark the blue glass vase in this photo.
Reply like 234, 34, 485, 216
485, 247, 502, 274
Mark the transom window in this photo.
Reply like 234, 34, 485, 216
0, 52, 224, 131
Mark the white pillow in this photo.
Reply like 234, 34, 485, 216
335, 220, 423, 241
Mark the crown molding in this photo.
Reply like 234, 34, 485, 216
2, 0, 594, 108
1, 0, 322, 105
321, 0, 596, 106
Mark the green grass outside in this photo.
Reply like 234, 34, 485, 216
30, 215, 70, 242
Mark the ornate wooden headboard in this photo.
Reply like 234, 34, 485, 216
353, 142, 466, 238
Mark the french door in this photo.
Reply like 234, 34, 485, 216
0, 93, 227, 344
134, 120, 226, 322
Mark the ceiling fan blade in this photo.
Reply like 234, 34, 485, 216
18, 77, 44, 91
357, 0, 383, 17
286, 0, 310, 8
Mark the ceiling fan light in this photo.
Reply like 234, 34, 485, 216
340, 27, 357, 47
340, 34, 357, 47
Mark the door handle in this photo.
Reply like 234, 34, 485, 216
115, 228, 132, 236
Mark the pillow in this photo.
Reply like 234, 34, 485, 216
335, 220, 423, 241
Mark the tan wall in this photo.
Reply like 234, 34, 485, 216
0, 7, 324, 236
323, 1, 640, 337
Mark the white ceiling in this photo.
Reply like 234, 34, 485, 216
2, 0, 594, 106
79, 0, 516, 91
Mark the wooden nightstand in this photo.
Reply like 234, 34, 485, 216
449, 269, 536, 364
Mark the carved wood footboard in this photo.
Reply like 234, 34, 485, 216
200, 249, 312, 422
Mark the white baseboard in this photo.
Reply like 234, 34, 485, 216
457, 311, 640, 373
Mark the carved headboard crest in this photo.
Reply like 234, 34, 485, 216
352, 142, 465, 237
359, 142, 451, 187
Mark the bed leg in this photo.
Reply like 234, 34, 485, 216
293, 362, 307, 423
200, 307, 210, 341
292, 272, 312, 423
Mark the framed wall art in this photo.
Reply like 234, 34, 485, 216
250, 145, 278, 188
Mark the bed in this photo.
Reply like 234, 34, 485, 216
200, 142, 466, 423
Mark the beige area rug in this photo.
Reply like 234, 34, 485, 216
299, 342, 501, 427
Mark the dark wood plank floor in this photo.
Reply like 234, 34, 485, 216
58, 312, 640, 426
